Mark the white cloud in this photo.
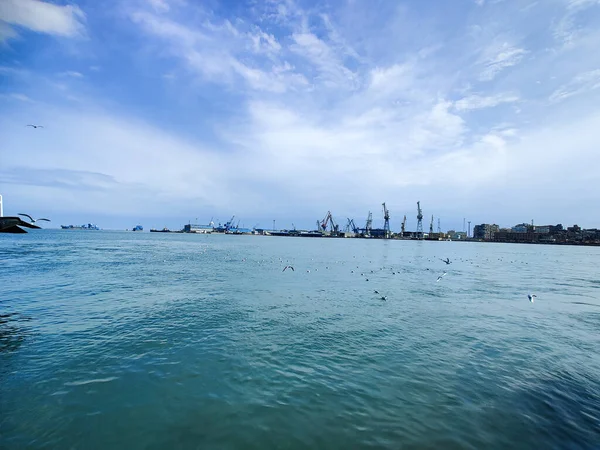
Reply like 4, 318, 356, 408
131, 10, 308, 93
479, 43, 527, 81
59, 71, 84, 78
0, 0, 85, 39
454, 93, 520, 111
549, 69, 600, 102
147, 0, 170, 13
554, 0, 600, 46
1, 93, 34, 102
291, 31, 358, 89
0, 20, 18, 41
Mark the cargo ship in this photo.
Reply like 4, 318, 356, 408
61, 224, 100, 230
132, 225, 143, 231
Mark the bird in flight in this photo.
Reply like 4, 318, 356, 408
26, 124, 44, 129
436, 271, 447, 282
18, 213, 50, 224
282, 265, 294, 272
440, 258, 451, 265
528, 294, 537, 303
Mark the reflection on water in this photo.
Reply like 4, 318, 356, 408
0, 313, 29, 353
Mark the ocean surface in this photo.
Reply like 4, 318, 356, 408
1, 230, 599, 449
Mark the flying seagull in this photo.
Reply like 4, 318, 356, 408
528, 294, 537, 303
440, 258, 451, 265
26, 124, 44, 129
282, 265, 294, 272
0, 216, 41, 233
436, 271, 447, 282
18, 213, 50, 224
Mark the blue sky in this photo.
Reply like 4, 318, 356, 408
1, 0, 600, 231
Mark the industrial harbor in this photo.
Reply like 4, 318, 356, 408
149, 201, 600, 246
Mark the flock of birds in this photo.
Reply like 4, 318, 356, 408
278, 255, 538, 304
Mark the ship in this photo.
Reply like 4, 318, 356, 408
150, 227, 172, 233
132, 225, 143, 231
61, 224, 100, 230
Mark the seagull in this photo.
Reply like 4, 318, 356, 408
440, 258, 451, 265
528, 294, 537, 303
374, 290, 380, 294
380, 296, 387, 301
18, 213, 50, 223
282, 265, 294, 272
436, 272, 447, 282
26, 124, 44, 129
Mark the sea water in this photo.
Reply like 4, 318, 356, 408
1, 231, 599, 449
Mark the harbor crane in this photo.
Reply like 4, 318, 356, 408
365, 211, 373, 237
382, 202, 391, 239
401, 215, 407, 235
416, 201, 424, 239
320, 211, 339, 233
346, 218, 359, 234
437, 218, 441, 234
429, 215, 434, 235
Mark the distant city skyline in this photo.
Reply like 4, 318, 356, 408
2, 0, 600, 229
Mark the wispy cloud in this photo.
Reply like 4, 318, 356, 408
291, 31, 358, 89
131, 10, 307, 93
59, 71, 84, 78
479, 43, 527, 81
550, 69, 600, 102
0, 0, 85, 40
454, 93, 520, 111
1, 93, 34, 102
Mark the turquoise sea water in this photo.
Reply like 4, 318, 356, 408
1, 230, 599, 449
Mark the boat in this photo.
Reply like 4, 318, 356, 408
150, 227, 172, 233
132, 225, 143, 231
61, 224, 100, 230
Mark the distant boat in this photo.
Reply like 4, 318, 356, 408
150, 227, 171, 233
132, 225, 143, 231
61, 224, 100, 230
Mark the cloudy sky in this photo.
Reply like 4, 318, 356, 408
1, 0, 599, 231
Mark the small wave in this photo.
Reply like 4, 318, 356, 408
64, 377, 118, 386
569, 302, 600, 307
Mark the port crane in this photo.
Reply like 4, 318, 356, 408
429, 215, 434, 235
345, 218, 359, 234
382, 202, 391, 239
224, 215, 235, 231
416, 201, 423, 239
401, 215, 406, 235
364, 211, 373, 237
320, 211, 339, 233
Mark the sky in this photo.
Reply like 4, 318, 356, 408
1, 0, 600, 231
